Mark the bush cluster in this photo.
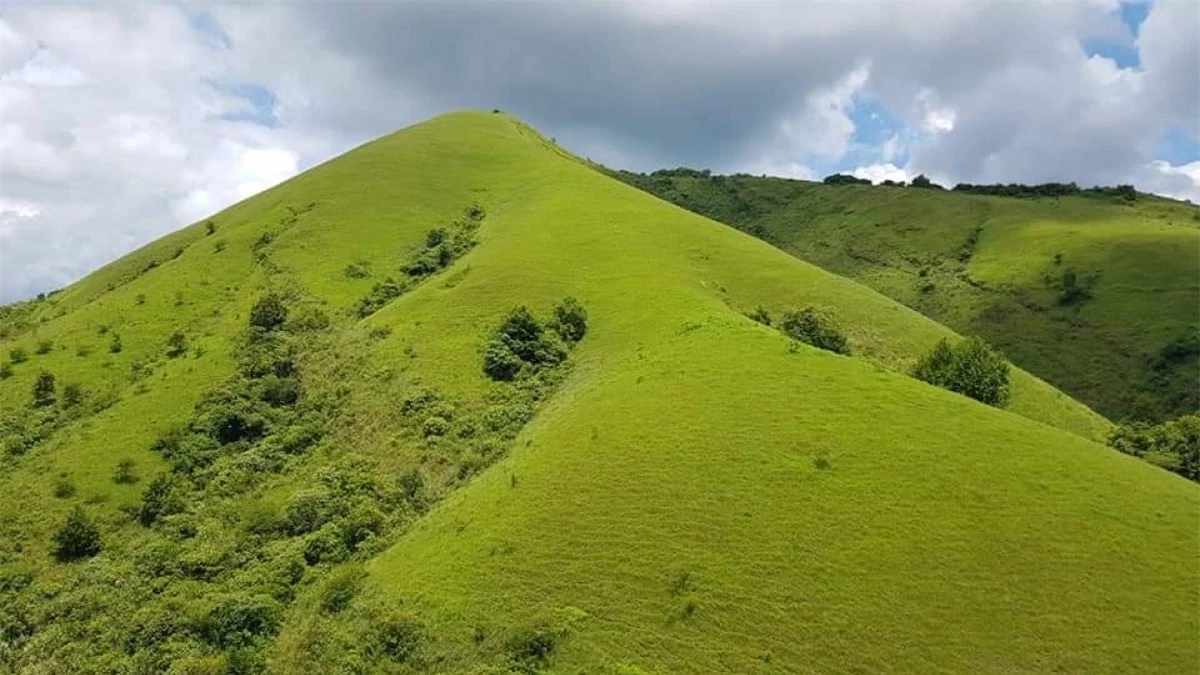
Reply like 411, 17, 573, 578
358, 204, 484, 317
779, 308, 850, 355
913, 337, 1010, 406
53, 506, 102, 561
1108, 414, 1199, 482
483, 298, 588, 381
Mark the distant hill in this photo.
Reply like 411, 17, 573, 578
0, 112, 1195, 673
612, 168, 1200, 423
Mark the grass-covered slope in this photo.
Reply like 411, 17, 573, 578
612, 171, 1200, 423
0, 112, 1195, 673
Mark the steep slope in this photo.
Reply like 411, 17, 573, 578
611, 170, 1200, 423
0, 112, 1194, 673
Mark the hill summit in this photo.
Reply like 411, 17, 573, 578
0, 111, 1196, 673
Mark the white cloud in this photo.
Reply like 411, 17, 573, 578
851, 163, 910, 184
0, 0, 1196, 301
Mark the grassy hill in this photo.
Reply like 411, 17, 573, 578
610, 170, 1200, 424
0, 111, 1196, 673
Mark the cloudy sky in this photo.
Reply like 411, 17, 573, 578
1, 0, 1197, 302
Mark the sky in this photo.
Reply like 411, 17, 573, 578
1, 0, 1197, 303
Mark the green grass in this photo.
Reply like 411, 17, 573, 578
610, 172, 1200, 423
1, 111, 1196, 673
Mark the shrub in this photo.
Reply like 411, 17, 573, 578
910, 174, 943, 190
138, 474, 185, 525
62, 382, 84, 407
199, 595, 282, 648
747, 307, 772, 326
205, 220, 217, 235
425, 228, 447, 248
113, 459, 138, 484
551, 297, 589, 343
259, 375, 301, 407
166, 331, 188, 358
1108, 414, 1200, 482
109, 332, 123, 353
1057, 269, 1092, 306
54, 506, 102, 561
506, 625, 561, 672
9, 347, 27, 363
136, 293, 146, 305
913, 337, 1010, 406
343, 262, 370, 279
0, 362, 11, 379
53, 479, 76, 498
35, 340, 53, 355
376, 612, 424, 662
779, 308, 850, 355
320, 567, 363, 614
422, 415, 451, 438
249, 294, 288, 332
31, 370, 56, 407
483, 341, 524, 381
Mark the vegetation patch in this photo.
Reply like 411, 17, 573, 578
913, 337, 1011, 406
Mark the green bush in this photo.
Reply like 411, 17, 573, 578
54, 506, 102, 561
779, 308, 850, 355
249, 293, 289, 332
9, 347, 27, 363
166, 331, 188, 358
35, 340, 53, 355
483, 305, 576, 381
1108, 414, 1199, 482
0, 362, 11, 379
113, 459, 138, 484
62, 382, 83, 407
376, 612, 424, 662
198, 595, 282, 648
31, 370, 56, 407
320, 566, 363, 614
551, 297, 588, 343
138, 474, 186, 525
913, 337, 1010, 406
747, 307, 772, 326
109, 332, 123, 353
259, 375, 301, 407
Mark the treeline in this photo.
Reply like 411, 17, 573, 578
623, 167, 1146, 203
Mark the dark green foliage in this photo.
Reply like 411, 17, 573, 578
62, 382, 83, 407
139, 474, 185, 525
205, 220, 217, 235
249, 294, 289, 332
1057, 269, 1093, 306
53, 506, 102, 561
31, 370, 56, 407
376, 612, 424, 662
506, 624, 561, 672
913, 337, 1011, 406
9, 347, 27, 363
823, 173, 871, 186
166, 330, 188, 358
113, 459, 138, 484
198, 595, 282, 648
53, 479, 76, 498
136, 293, 146, 305
109, 332, 122, 353
779, 308, 850, 355
910, 174, 942, 190
35, 340, 53, 355
259, 375, 301, 407
483, 305, 575, 381
358, 204, 484, 317
0, 362, 11, 379
951, 181, 1139, 202
747, 307, 772, 326
342, 261, 370, 279
1108, 414, 1200, 482
319, 567, 363, 614
550, 296, 588, 343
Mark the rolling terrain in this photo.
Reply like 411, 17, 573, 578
612, 169, 1200, 424
0, 112, 1196, 673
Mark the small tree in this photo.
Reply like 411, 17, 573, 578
249, 293, 289, 332
109, 332, 123, 353
62, 382, 84, 407
779, 308, 850, 355
31, 370, 56, 407
54, 506, 102, 561
113, 459, 138, 484
913, 337, 1010, 406
551, 297, 588, 343
166, 331, 188, 358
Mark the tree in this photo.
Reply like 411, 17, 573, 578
551, 297, 588, 343
31, 370, 56, 407
249, 293, 288, 332
166, 330, 188, 358
913, 337, 1010, 406
779, 308, 850, 355
54, 506, 102, 561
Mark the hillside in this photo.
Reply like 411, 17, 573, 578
611, 169, 1200, 424
0, 111, 1196, 673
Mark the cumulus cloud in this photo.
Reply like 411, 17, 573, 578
0, 0, 1196, 301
